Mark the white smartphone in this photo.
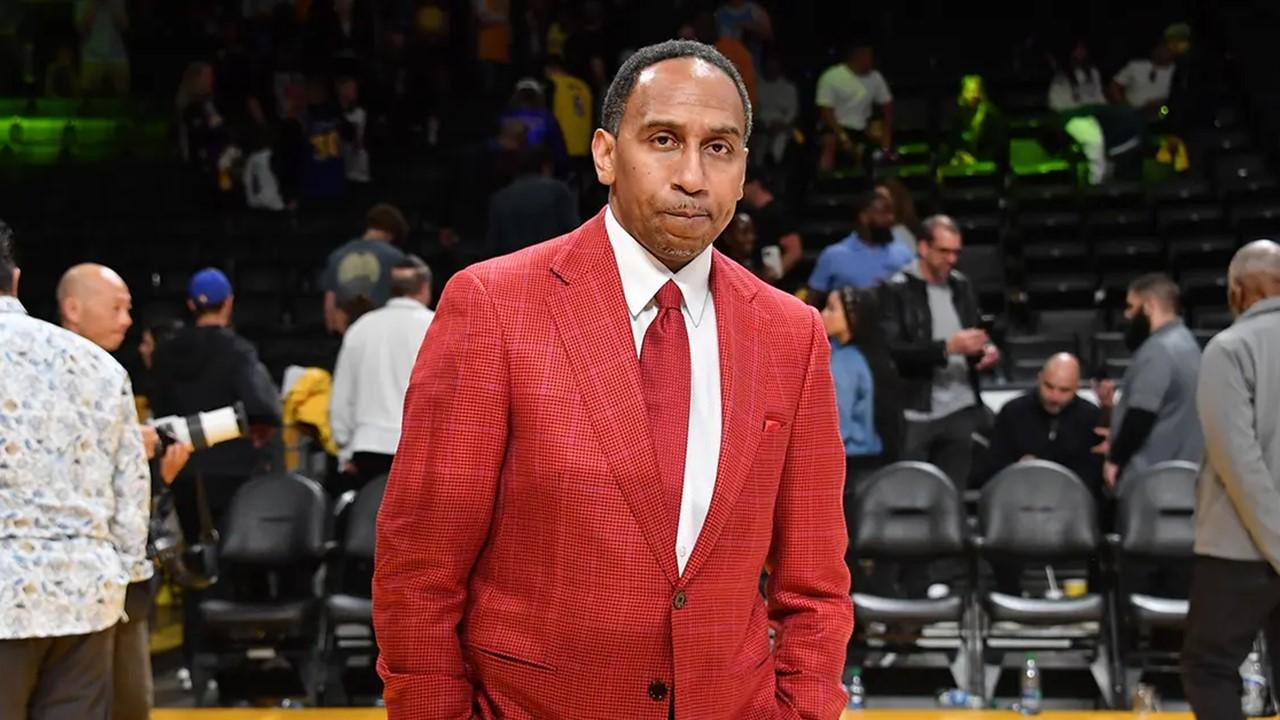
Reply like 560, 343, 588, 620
761, 245, 783, 278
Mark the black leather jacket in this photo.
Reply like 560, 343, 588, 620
878, 268, 984, 413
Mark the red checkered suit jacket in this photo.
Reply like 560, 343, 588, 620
374, 210, 852, 720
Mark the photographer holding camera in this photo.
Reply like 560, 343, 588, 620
148, 268, 281, 674
0, 231, 152, 719
56, 262, 193, 720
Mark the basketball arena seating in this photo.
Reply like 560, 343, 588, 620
177, 458, 1197, 709
849, 459, 1201, 711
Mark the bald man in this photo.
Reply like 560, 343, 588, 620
973, 353, 1105, 496
1183, 240, 1280, 720
57, 263, 190, 720
58, 263, 134, 353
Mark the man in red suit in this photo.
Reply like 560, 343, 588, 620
374, 39, 852, 720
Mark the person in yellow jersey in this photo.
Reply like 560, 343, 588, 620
545, 53, 593, 157
545, 52, 594, 194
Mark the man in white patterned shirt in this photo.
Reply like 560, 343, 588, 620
0, 226, 151, 719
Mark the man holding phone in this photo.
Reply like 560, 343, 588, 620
879, 215, 999, 489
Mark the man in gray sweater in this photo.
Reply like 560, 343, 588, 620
1183, 239, 1280, 720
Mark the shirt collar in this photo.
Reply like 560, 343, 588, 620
1152, 317, 1186, 338
1241, 297, 1280, 321
604, 205, 713, 327
0, 295, 26, 315
385, 297, 426, 310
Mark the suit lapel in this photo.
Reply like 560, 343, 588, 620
680, 252, 764, 584
548, 212, 679, 586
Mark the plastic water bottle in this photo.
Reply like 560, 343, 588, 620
846, 668, 866, 710
937, 688, 970, 707
1019, 653, 1043, 715
1241, 652, 1268, 716
1132, 682, 1161, 714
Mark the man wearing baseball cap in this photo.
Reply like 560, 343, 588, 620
148, 267, 283, 670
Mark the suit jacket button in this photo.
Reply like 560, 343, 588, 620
648, 680, 668, 701
672, 590, 687, 609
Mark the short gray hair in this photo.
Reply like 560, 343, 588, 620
600, 39, 753, 144
390, 255, 432, 298
919, 214, 962, 243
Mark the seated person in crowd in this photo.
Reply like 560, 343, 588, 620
943, 74, 1008, 170
815, 40, 893, 173
718, 212, 784, 286
740, 168, 802, 289
973, 353, 1105, 498
497, 78, 568, 172
1109, 37, 1176, 123
879, 178, 921, 261
1047, 38, 1106, 112
807, 182, 909, 293
1051, 102, 1146, 185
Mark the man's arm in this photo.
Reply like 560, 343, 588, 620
767, 309, 854, 720
877, 284, 948, 377
1108, 65, 1133, 106
1109, 408, 1157, 470
110, 375, 152, 584
329, 334, 356, 460
1109, 346, 1172, 472
234, 348, 283, 427
373, 269, 509, 718
778, 232, 802, 274
1198, 340, 1280, 574
805, 246, 833, 294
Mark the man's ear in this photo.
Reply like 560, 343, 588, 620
591, 129, 617, 186
61, 296, 78, 325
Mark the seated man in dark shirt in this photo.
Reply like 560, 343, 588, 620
974, 353, 1105, 498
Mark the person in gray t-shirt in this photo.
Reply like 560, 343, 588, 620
322, 203, 409, 334
1095, 273, 1203, 487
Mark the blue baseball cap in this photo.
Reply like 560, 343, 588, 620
188, 268, 233, 308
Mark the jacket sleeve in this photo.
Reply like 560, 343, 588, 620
1197, 339, 1280, 575
234, 345, 283, 427
329, 333, 356, 461
767, 308, 854, 720
373, 269, 509, 719
111, 374, 153, 584
878, 282, 948, 378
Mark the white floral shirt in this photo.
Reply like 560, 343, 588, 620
0, 295, 151, 639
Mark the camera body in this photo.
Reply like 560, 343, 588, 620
146, 403, 246, 590
148, 516, 219, 590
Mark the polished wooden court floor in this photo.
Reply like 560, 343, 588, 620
152, 707, 1198, 712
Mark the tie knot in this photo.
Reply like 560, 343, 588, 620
654, 280, 684, 311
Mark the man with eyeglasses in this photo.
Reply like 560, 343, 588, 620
879, 214, 1000, 490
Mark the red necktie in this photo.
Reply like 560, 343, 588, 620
640, 280, 691, 527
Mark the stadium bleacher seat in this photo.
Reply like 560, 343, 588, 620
848, 463, 974, 696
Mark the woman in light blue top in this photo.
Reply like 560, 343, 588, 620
821, 287, 903, 477
822, 286, 904, 581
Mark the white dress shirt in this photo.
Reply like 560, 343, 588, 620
0, 295, 151, 640
330, 297, 435, 463
605, 206, 722, 575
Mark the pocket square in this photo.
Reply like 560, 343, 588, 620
763, 419, 783, 433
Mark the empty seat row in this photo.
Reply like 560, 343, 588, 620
848, 460, 1198, 708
